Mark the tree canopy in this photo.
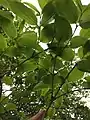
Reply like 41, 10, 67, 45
0, 0, 90, 120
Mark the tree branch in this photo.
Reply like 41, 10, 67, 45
51, 55, 57, 98
54, 63, 77, 98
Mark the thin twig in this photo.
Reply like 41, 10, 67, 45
54, 63, 77, 98
18, 48, 49, 67
51, 55, 57, 98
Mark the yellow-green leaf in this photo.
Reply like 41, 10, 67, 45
6, 103, 17, 111
3, 76, 13, 85
1, 18, 17, 38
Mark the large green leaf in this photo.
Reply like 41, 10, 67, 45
17, 31, 37, 48
68, 67, 84, 82
80, 28, 90, 38
80, 4, 90, 28
70, 36, 87, 48
1, 18, 17, 38
8, 1, 37, 25
77, 59, 90, 72
61, 48, 75, 61
0, 34, 7, 50
55, 16, 72, 42
41, 2, 55, 25
53, 0, 78, 23
40, 23, 54, 42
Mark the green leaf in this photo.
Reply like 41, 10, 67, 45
78, 47, 84, 58
1, 18, 17, 38
77, 59, 90, 72
54, 58, 63, 70
54, 96, 63, 108
41, 74, 62, 85
83, 81, 90, 89
8, 1, 37, 25
70, 36, 87, 48
54, 0, 78, 23
0, 96, 9, 104
62, 83, 70, 92
80, 5, 90, 28
6, 103, 17, 111
17, 31, 37, 48
21, 60, 37, 72
68, 67, 84, 82
39, 55, 52, 69
59, 68, 68, 78
36, 68, 47, 82
25, 72, 36, 84
83, 40, 90, 55
0, 105, 5, 113
19, 97, 29, 103
47, 107, 56, 118
40, 23, 55, 42
41, 88, 49, 96
3, 76, 12, 85
20, 47, 34, 58
18, 20, 25, 33
0, 0, 9, 8
0, 34, 7, 50
55, 16, 72, 42
61, 48, 75, 61
38, 0, 51, 9
85, 76, 90, 82
80, 28, 90, 38
24, 2, 40, 14
41, 2, 55, 25
0, 10, 14, 21
41, 74, 52, 84
73, 0, 82, 12
34, 81, 49, 90
5, 46, 18, 57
